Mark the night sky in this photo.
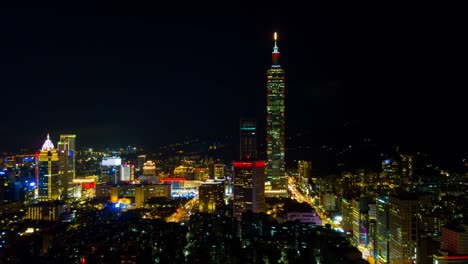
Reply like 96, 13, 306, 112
0, 3, 466, 155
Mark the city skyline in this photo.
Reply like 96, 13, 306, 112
1, 4, 468, 263
0, 3, 466, 156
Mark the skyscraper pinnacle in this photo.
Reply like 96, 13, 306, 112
272, 32, 280, 66
273, 32, 278, 51
42, 133, 55, 151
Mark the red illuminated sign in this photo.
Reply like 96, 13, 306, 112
233, 161, 266, 168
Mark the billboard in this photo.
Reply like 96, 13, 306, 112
101, 157, 122, 166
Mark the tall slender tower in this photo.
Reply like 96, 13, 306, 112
266, 32, 287, 196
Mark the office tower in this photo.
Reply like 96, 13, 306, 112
137, 154, 146, 174
351, 197, 370, 247
38, 134, 61, 201
213, 164, 224, 180
298, 160, 312, 179
400, 154, 414, 186
440, 224, 468, 255
298, 160, 312, 194
100, 157, 122, 185
341, 198, 353, 233
239, 119, 257, 160
120, 164, 131, 181
376, 195, 390, 263
377, 194, 423, 262
389, 194, 419, 263
381, 158, 400, 187
352, 199, 360, 246
198, 181, 225, 213
232, 161, 266, 220
266, 32, 286, 195
57, 134, 76, 199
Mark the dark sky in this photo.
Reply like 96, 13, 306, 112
0, 2, 466, 154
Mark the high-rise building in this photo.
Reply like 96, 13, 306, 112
213, 164, 224, 180
388, 194, 419, 263
120, 165, 131, 181
232, 160, 266, 220
376, 195, 390, 263
38, 134, 61, 201
298, 160, 312, 194
100, 157, 122, 185
440, 224, 468, 255
352, 199, 360, 246
239, 119, 257, 160
57, 134, 76, 199
198, 181, 225, 213
381, 158, 400, 187
400, 154, 414, 187
266, 32, 287, 196
137, 154, 146, 175
298, 160, 312, 179
376, 195, 423, 262
342, 198, 353, 234
351, 197, 371, 247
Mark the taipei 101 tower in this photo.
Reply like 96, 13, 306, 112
266, 32, 287, 197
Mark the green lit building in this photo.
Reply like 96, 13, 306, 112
266, 32, 287, 197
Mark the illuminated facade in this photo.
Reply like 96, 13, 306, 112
100, 157, 122, 185
58, 134, 76, 199
388, 195, 418, 263
26, 201, 69, 221
38, 134, 61, 201
298, 160, 312, 179
239, 119, 257, 160
266, 32, 287, 195
213, 164, 224, 179
232, 161, 266, 220
120, 164, 131, 181
142, 160, 157, 176
441, 224, 468, 255
298, 160, 312, 193
400, 154, 414, 187
198, 181, 225, 213
377, 195, 418, 263
97, 184, 172, 202
376, 195, 390, 263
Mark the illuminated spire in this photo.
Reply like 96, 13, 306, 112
273, 32, 278, 52
42, 133, 55, 151
272, 32, 280, 66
